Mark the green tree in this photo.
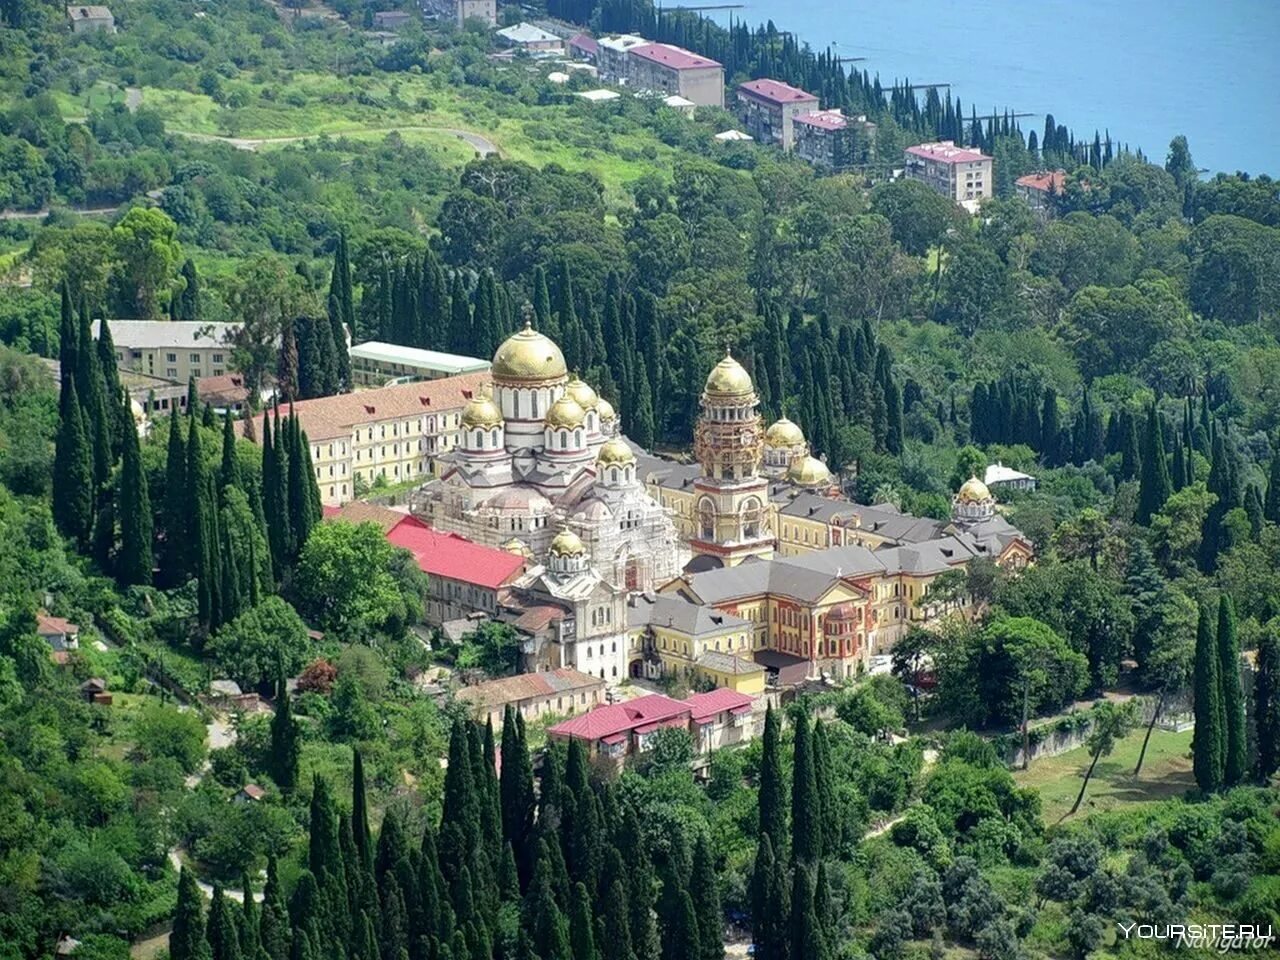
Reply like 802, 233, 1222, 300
172, 867, 211, 960
1137, 405, 1173, 525
568, 882, 598, 960
117, 394, 153, 585
269, 679, 301, 792
1067, 701, 1135, 817
207, 597, 311, 689
1217, 595, 1247, 786
690, 834, 721, 960
293, 521, 407, 642
757, 705, 787, 858
111, 207, 181, 318
1255, 625, 1280, 781
870, 178, 965, 256
790, 711, 821, 864
1192, 604, 1225, 791
52, 378, 93, 545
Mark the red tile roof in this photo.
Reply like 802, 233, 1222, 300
196, 373, 250, 404
386, 516, 526, 590
37, 613, 79, 636
738, 78, 817, 105
548, 693, 689, 741
456, 667, 604, 710
1015, 170, 1067, 194
905, 140, 990, 164
322, 501, 408, 533
630, 42, 720, 71
685, 688, 754, 722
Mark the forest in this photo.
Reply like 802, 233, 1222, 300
1, 0, 1279, 958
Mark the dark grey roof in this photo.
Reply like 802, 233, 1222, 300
680, 560, 841, 605
628, 593, 750, 636
695, 650, 764, 675
637, 452, 702, 491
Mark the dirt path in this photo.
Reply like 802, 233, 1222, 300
0, 205, 121, 221
173, 126, 499, 156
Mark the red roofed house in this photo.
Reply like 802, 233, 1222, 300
567, 33, 599, 62
735, 79, 818, 151
386, 515, 527, 624
904, 141, 994, 209
37, 612, 80, 652
1015, 170, 1067, 217
548, 688, 755, 763
627, 43, 724, 108
455, 667, 605, 729
793, 110, 878, 171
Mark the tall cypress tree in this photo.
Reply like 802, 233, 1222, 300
500, 707, 535, 867
1192, 604, 1225, 791
163, 406, 189, 581
790, 712, 821, 864
1264, 451, 1280, 525
329, 233, 353, 391
117, 395, 153, 586
96, 316, 125, 458
524, 845, 571, 960
1218, 596, 1247, 786
188, 415, 220, 629
277, 319, 299, 402
259, 855, 290, 960
179, 258, 201, 321
1255, 628, 1280, 781
568, 882, 598, 960
206, 885, 242, 960
352, 748, 373, 869
1119, 410, 1142, 481
269, 678, 301, 792
220, 412, 242, 493
52, 379, 93, 545
172, 867, 212, 960
1137, 404, 1173, 525
690, 834, 721, 960
790, 866, 826, 960
757, 705, 787, 858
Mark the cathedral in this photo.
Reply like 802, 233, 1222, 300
411, 322, 682, 593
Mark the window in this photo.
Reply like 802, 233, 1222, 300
212, 353, 223, 363
190, 353, 201, 363
166, 368, 177, 379
167, 353, 177, 363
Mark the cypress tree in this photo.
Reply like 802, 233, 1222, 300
1192, 604, 1225, 791
221, 412, 242, 493
277, 319, 298, 402
239, 873, 260, 960
117, 395, 153, 586
1255, 627, 1280, 781
1245, 484, 1265, 540
96, 316, 125, 457
568, 882, 598, 960
179, 258, 201, 321
75, 307, 111, 492
439, 718, 480, 877
602, 877, 637, 960
52, 379, 93, 545
749, 835, 776, 958
1041, 388, 1061, 465
189, 415, 220, 629
309, 775, 342, 884
315, 312, 339, 397
524, 845, 571, 960
353, 748, 373, 868
790, 866, 826, 960
286, 414, 312, 552
172, 867, 212, 960
1137, 405, 1173, 525
790, 712, 821, 864
164, 406, 189, 581
329, 234, 353, 390
812, 721, 839, 855
379, 871, 409, 960
690, 834, 721, 960
1264, 451, 1280, 525
758, 705, 787, 858
658, 869, 700, 960
448, 274, 471, 355
1120, 410, 1142, 481
883, 374, 904, 456
207, 885, 242, 960
500, 707, 535, 866
1218, 596, 1247, 786
1171, 439, 1188, 493
269, 679, 301, 791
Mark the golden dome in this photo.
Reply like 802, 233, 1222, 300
502, 538, 533, 558
596, 398, 616, 422
957, 476, 993, 503
549, 528, 587, 558
596, 437, 635, 467
787, 455, 832, 487
765, 417, 805, 447
545, 394, 587, 430
492, 323, 567, 382
704, 350, 754, 398
564, 376, 599, 411
460, 387, 503, 429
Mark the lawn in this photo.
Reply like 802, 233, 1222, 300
1013, 725, 1195, 824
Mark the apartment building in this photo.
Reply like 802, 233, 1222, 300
904, 141, 994, 210
597, 34, 647, 81
455, 668, 605, 730
1015, 169, 1067, 217
793, 110, 877, 170
94, 320, 238, 383
627, 43, 723, 107
242, 371, 490, 506
735, 79, 818, 150
455, 0, 495, 27
348, 341, 489, 388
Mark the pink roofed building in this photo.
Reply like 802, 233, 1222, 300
793, 109, 878, 171
626, 42, 724, 108
735, 78, 819, 151
1015, 170, 1067, 217
548, 688, 755, 762
904, 140, 994, 209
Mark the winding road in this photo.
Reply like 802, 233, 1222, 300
173, 126, 499, 156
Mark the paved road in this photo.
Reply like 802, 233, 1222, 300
173, 126, 499, 156
0, 205, 121, 221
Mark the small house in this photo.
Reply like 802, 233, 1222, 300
66, 5, 114, 33
80, 678, 110, 705
495, 22, 564, 55
37, 612, 80, 652
372, 10, 414, 29
233, 784, 266, 804
984, 462, 1037, 493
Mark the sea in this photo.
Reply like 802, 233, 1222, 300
711, 0, 1280, 177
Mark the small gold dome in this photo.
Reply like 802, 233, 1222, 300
549, 528, 587, 558
596, 398, 616, 422
704, 350, 754, 398
787, 455, 831, 487
596, 437, 635, 467
502, 538, 533, 558
545, 394, 587, 430
564, 376, 599, 411
765, 417, 805, 448
957, 476, 993, 503
460, 387, 503, 429
492, 323, 567, 382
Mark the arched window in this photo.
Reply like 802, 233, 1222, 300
698, 498, 715, 541
472, 430, 482, 447
609, 467, 618, 484
574, 428, 583, 447
742, 497, 762, 539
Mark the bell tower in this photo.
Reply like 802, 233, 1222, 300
689, 350, 774, 567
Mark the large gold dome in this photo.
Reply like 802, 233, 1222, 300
460, 387, 503, 428
545, 394, 587, 429
492, 323, 567, 382
704, 350, 754, 398
549, 528, 587, 558
957, 476, 993, 503
596, 437, 635, 467
787, 455, 831, 487
596, 398, 616, 422
564, 376, 599, 410
765, 417, 805, 447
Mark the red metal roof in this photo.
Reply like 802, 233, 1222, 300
794, 110, 848, 131
905, 141, 990, 164
569, 33, 598, 54
37, 613, 79, 636
630, 42, 721, 71
685, 688, 754, 722
1015, 170, 1067, 194
548, 693, 689, 740
386, 516, 526, 590
738, 78, 817, 105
